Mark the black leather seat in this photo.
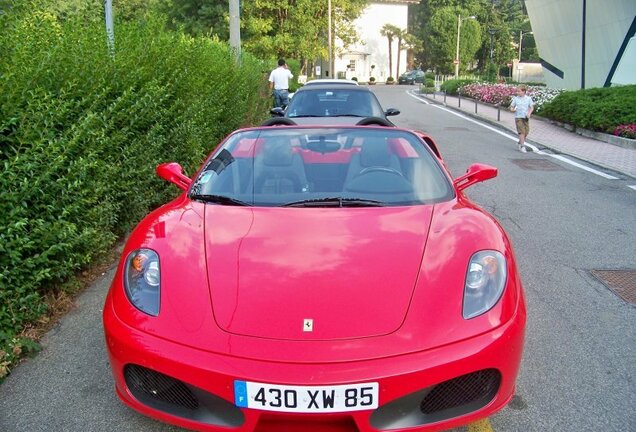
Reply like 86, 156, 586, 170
343, 137, 411, 194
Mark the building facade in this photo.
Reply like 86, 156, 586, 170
334, 1, 419, 83
525, 0, 636, 89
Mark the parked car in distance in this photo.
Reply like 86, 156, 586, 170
398, 70, 425, 85
271, 84, 400, 125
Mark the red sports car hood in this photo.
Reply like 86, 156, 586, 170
205, 206, 433, 341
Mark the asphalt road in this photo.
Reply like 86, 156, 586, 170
1, 85, 634, 432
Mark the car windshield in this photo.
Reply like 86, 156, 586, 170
189, 127, 454, 207
286, 89, 385, 118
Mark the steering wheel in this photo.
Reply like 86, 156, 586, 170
358, 166, 405, 177
345, 167, 413, 194
260, 117, 297, 126
355, 117, 394, 127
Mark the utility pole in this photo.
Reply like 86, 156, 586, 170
328, 0, 333, 77
104, 0, 114, 53
229, 0, 241, 60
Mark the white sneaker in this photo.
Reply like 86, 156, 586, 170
520, 145, 527, 153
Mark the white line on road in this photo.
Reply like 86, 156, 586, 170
405, 90, 430, 104
628, 185, 636, 191
548, 154, 619, 180
410, 92, 620, 181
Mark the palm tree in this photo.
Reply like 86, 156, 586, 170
380, 24, 400, 78
394, 27, 407, 77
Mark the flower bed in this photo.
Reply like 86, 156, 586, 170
613, 124, 636, 139
458, 82, 564, 112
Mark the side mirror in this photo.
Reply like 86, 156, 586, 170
270, 107, 285, 117
384, 108, 400, 117
156, 162, 192, 191
453, 163, 497, 192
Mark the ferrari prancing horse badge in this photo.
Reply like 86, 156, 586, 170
303, 319, 313, 332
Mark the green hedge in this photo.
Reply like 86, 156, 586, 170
539, 85, 636, 133
0, 8, 268, 372
440, 78, 478, 95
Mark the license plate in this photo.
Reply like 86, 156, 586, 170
234, 380, 379, 413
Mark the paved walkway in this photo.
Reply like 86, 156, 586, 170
420, 92, 636, 179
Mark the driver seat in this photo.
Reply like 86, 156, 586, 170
344, 136, 401, 185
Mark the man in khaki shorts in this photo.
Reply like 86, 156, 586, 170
509, 85, 534, 153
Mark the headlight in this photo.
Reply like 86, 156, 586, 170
462, 250, 507, 319
124, 249, 160, 316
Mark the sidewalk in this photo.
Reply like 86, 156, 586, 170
420, 92, 636, 179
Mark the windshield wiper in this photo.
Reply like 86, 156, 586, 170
190, 194, 250, 206
283, 197, 384, 207
288, 114, 323, 118
330, 114, 366, 117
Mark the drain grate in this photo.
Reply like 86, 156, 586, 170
590, 270, 636, 305
511, 158, 565, 171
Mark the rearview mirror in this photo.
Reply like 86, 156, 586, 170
453, 163, 497, 192
384, 108, 400, 117
156, 162, 192, 191
270, 107, 285, 117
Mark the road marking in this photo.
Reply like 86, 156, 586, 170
467, 418, 495, 432
417, 97, 620, 181
406, 90, 430, 104
628, 185, 636, 191
548, 154, 618, 180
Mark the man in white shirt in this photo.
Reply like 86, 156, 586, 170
509, 85, 534, 153
269, 58, 294, 108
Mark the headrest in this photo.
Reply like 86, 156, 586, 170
262, 139, 293, 167
360, 137, 391, 167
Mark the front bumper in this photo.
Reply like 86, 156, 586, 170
103, 299, 525, 432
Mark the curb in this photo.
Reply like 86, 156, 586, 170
416, 92, 541, 146
414, 91, 636, 179
542, 119, 636, 151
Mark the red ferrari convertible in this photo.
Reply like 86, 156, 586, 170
103, 118, 526, 432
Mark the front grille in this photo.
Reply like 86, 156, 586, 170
125, 364, 199, 410
420, 369, 500, 414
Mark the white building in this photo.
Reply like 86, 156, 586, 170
334, 0, 419, 83
525, 0, 636, 89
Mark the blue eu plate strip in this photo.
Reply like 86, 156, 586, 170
234, 380, 248, 407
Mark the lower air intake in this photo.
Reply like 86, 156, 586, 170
123, 364, 244, 427
420, 369, 501, 414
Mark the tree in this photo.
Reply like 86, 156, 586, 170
241, 0, 367, 73
411, 0, 536, 76
425, 6, 481, 74
394, 27, 407, 77
403, 33, 423, 70
160, 0, 229, 39
380, 23, 400, 78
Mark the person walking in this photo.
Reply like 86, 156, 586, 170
509, 85, 534, 153
269, 58, 294, 109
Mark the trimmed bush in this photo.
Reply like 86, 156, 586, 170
539, 85, 636, 133
440, 78, 477, 95
0, 7, 269, 374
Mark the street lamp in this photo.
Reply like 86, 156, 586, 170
455, 15, 476, 79
518, 30, 533, 61
487, 28, 497, 63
